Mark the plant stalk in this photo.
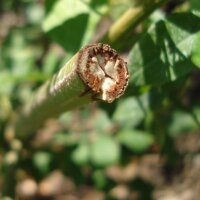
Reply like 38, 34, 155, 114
15, 43, 129, 139
100, 0, 170, 47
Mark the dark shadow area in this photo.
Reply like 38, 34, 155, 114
44, 0, 57, 14
130, 178, 154, 200
89, 0, 108, 9
138, 32, 168, 85
167, 12, 200, 33
48, 14, 89, 53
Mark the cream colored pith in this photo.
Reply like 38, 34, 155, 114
92, 55, 121, 102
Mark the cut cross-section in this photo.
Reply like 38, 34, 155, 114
77, 43, 129, 103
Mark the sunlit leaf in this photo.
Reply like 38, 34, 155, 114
93, 109, 113, 132
91, 135, 120, 166
113, 95, 148, 128
128, 12, 200, 87
168, 109, 200, 137
118, 129, 154, 153
43, 0, 107, 53
33, 152, 52, 175
72, 143, 90, 165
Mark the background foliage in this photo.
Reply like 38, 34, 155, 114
1, 0, 200, 199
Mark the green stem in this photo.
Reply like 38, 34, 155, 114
100, 0, 170, 47
15, 44, 129, 139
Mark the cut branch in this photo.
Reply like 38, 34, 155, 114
16, 43, 129, 138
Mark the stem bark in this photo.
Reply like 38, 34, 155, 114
15, 44, 129, 138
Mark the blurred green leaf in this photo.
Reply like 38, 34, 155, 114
168, 109, 200, 137
128, 12, 200, 87
1, 197, 13, 200
72, 142, 90, 165
33, 152, 52, 175
43, 0, 107, 53
118, 129, 154, 153
45, 0, 57, 14
0, 95, 12, 121
192, 33, 200, 67
42, 49, 60, 76
190, 0, 200, 11
43, 0, 89, 31
2, 29, 41, 76
113, 95, 148, 128
92, 169, 107, 189
108, 0, 133, 20
192, 106, 200, 124
0, 71, 14, 95
91, 134, 120, 166
25, 3, 44, 24
52, 132, 79, 146
93, 109, 113, 132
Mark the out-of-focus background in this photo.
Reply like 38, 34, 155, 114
1, 0, 200, 199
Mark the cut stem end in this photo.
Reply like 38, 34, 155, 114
77, 43, 129, 103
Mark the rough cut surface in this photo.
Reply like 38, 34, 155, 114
77, 43, 129, 103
